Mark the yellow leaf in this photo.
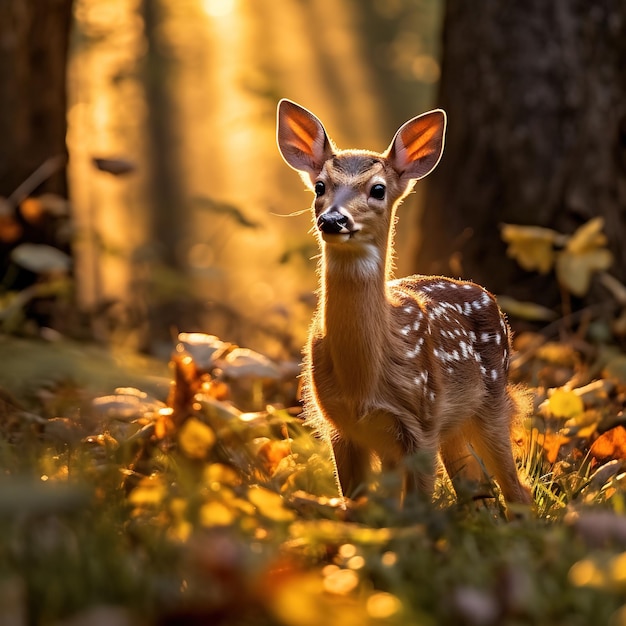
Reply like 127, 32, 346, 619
501, 224, 558, 274
248, 485, 294, 522
178, 417, 216, 459
566, 217, 607, 254
128, 476, 166, 507
203, 463, 242, 487
199, 501, 236, 527
547, 389, 584, 419
556, 248, 613, 296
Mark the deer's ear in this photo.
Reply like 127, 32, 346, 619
387, 109, 446, 182
277, 99, 333, 181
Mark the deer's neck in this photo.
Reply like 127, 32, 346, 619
318, 242, 391, 394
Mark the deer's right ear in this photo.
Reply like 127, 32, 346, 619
277, 99, 333, 182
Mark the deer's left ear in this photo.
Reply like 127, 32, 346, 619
386, 109, 446, 182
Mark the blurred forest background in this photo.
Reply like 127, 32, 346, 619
1, 0, 625, 360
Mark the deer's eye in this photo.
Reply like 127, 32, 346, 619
370, 184, 386, 200
315, 181, 326, 197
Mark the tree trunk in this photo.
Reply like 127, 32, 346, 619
418, 1, 626, 305
0, 0, 72, 199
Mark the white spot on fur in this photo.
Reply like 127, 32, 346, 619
480, 332, 491, 342
459, 342, 467, 358
414, 371, 428, 387
495, 333, 501, 345
490, 369, 498, 381
401, 325, 411, 336
407, 337, 424, 358
404, 306, 414, 313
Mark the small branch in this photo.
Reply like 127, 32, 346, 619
6, 155, 67, 209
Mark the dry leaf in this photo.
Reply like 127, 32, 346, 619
248, 485, 294, 522
217, 348, 282, 380
178, 417, 216, 459
590, 426, 626, 462
199, 501, 236, 527
566, 217, 607, 254
546, 389, 584, 419
556, 248, 613, 297
501, 223, 559, 274
533, 430, 571, 464
496, 295, 558, 321
92, 157, 136, 175
128, 476, 166, 507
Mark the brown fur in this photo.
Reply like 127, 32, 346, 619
277, 99, 532, 514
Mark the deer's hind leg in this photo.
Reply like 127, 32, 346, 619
439, 427, 494, 502
466, 387, 533, 509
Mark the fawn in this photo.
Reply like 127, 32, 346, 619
276, 99, 532, 514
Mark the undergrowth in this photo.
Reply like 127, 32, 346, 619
0, 331, 626, 625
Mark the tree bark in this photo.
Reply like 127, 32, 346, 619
418, 1, 626, 304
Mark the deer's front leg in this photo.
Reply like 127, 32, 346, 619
331, 435, 372, 499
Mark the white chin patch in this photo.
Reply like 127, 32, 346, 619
321, 232, 351, 244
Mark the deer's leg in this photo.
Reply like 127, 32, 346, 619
439, 428, 493, 501
467, 393, 533, 510
331, 436, 372, 499
402, 446, 438, 498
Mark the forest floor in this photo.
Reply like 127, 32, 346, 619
1, 328, 626, 626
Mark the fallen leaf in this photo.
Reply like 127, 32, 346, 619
178, 417, 216, 460
217, 348, 282, 380
128, 476, 166, 507
248, 485, 294, 522
590, 426, 626, 462
176, 332, 231, 371
199, 501, 236, 527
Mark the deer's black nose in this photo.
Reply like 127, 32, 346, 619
317, 210, 349, 234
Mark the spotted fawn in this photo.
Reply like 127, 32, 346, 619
276, 99, 532, 515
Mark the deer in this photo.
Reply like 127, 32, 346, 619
276, 99, 533, 517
